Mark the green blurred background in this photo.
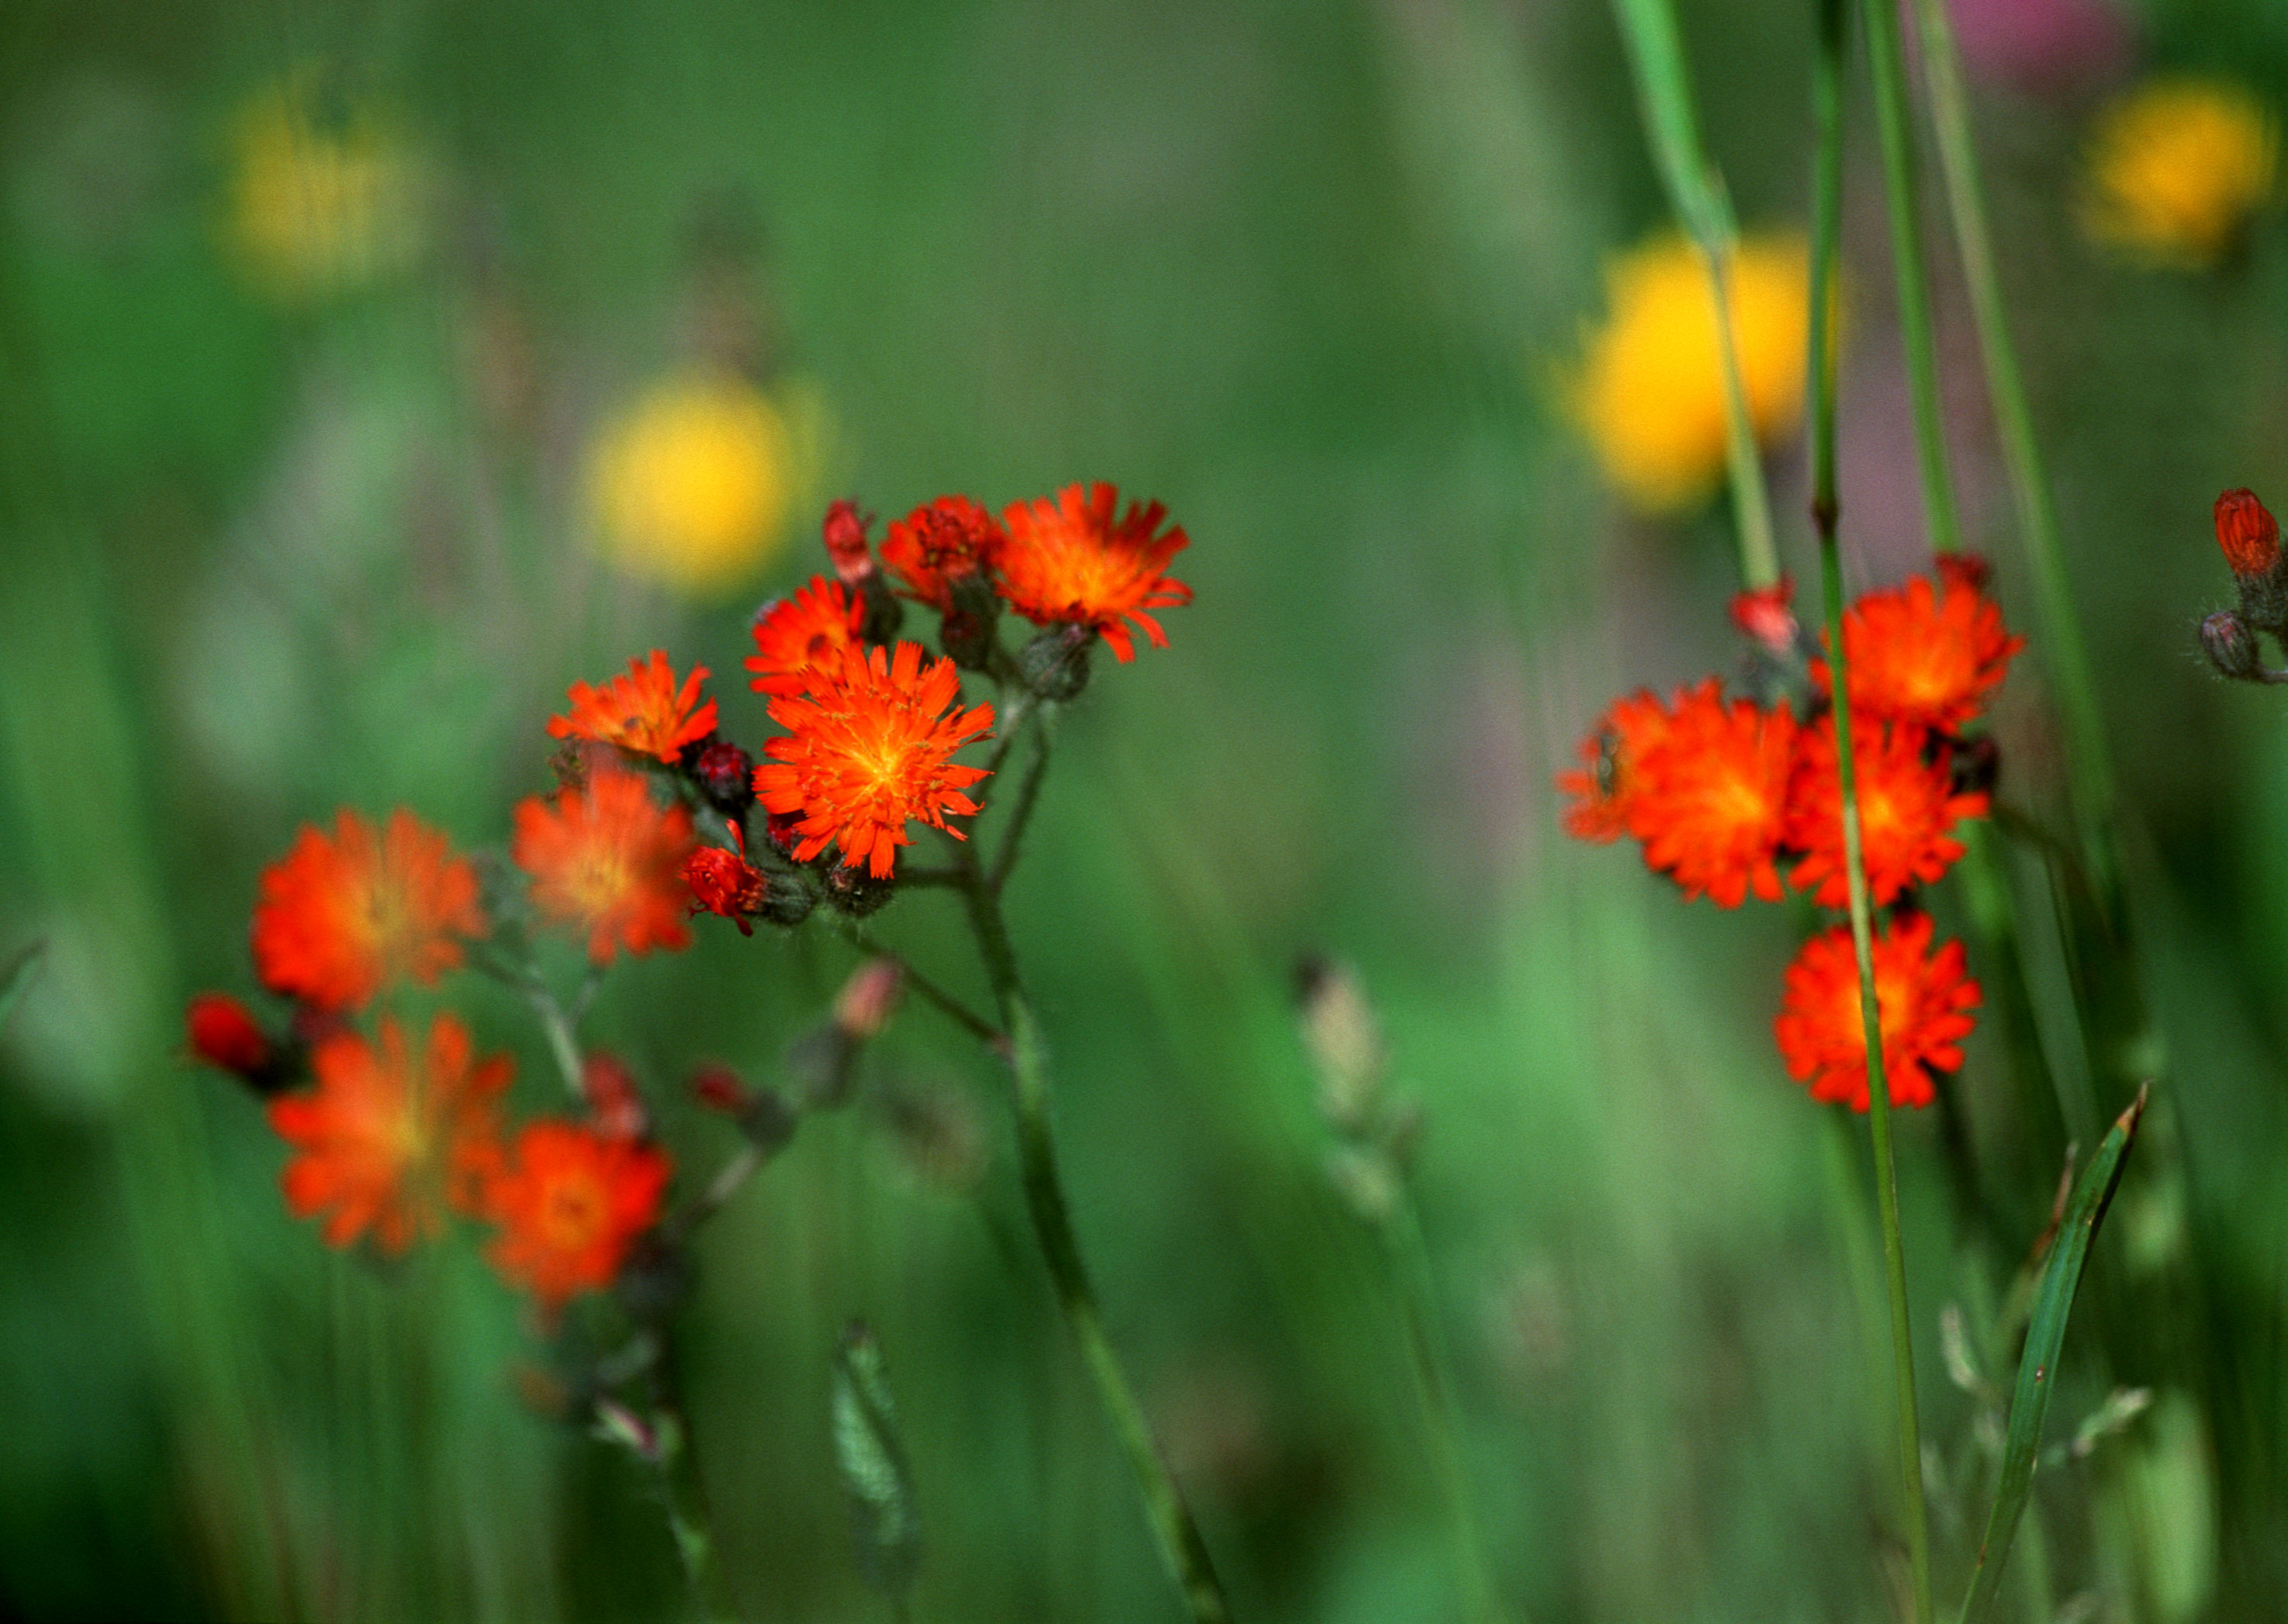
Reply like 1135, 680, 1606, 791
5, 0, 2288, 1618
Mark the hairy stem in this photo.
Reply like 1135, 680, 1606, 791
990, 728, 1055, 893
1815, 5, 1934, 1619
958, 873, 1232, 1622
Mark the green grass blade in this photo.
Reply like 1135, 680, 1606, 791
0, 938, 43, 1037
832, 1320, 923, 1604
1959, 1085, 2148, 1622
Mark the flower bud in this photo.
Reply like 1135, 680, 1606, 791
938, 572, 1004, 671
823, 499, 878, 585
185, 993, 285, 1090
2216, 488, 2280, 579
683, 736, 755, 817
1727, 578, 1797, 655
1936, 551, 1995, 594
835, 958, 904, 1040
582, 1053, 648, 1141
1018, 624, 1094, 701
686, 838, 766, 935
1294, 955, 1386, 1134
2201, 609, 2263, 680
761, 872, 818, 926
691, 1062, 751, 1116
824, 863, 895, 917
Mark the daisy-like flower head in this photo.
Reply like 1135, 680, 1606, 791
1785, 719, 1989, 908
1570, 232, 1814, 513
747, 574, 866, 698
882, 495, 1006, 610
267, 1012, 511, 1254
252, 807, 487, 1012
1556, 689, 1675, 843
998, 482, 1192, 662
1625, 679, 1797, 907
511, 767, 696, 963
2083, 78, 2276, 269
753, 641, 995, 879
483, 1119, 671, 1315
546, 649, 717, 764
1773, 912, 1981, 1111
1816, 559, 2024, 731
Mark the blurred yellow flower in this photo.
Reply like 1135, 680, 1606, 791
590, 371, 805, 596
1570, 232, 1812, 515
226, 69, 427, 299
2083, 78, 2276, 268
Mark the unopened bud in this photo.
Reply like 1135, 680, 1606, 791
1727, 577, 1797, 655
684, 736, 755, 817
824, 864, 895, 918
2201, 610, 2263, 680
761, 872, 818, 926
856, 572, 905, 645
2216, 488, 2280, 579
938, 573, 1004, 671
686, 838, 766, 935
835, 959, 904, 1041
1949, 734, 2000, 799
691, 1062, 751, 1116
582, 1053, 648, 1141
1294, 955, 1386, 1133
185, 993, 291, 1093
823, 499, 878, 585
1018, 624, 1094, 701
1936, 551, 1995, 594
786, 1025, 859, 1109
876, 1079, 988, 1193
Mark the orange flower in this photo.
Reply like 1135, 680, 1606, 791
1624, 679, 1796, 906
252, 808, 486, 1012
754, 641, 995, 877
747, 574, 866, 697
1816, 559, 2023, 731
546, 650, 717, 763
998, 482, 1192, 662
512, 768, 695, 962
1785, 719, 1988, 907
685, 824, 766, 935
1773, 913, 1979, 1111
483, 1119, 671, 1313
882, 495, 1006, 609
1556, 689, 1675, 843
267, 1013, 511, 1253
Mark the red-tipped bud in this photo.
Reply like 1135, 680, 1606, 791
582, 1053, 648, 1141
1727, 577, 1797, 654
1936, 552, 1994, 594
691, 1062, 751, 1115
2201, 609, 2264, 679
685, 831, 766, 935
2216, 489, 2279, 578
185, 993, 271, 1078
834, 957, 904, 1040
822, 499, 878, 585
684, 736, 755, 817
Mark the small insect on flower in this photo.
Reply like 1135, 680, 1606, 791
1620, 679, 1797, 907
1773, 912, 1981, 1112
748, 575, 866, 697
754, 641, 996, 879
998, 482, 1193, 662
590, 370, 794, 596
1785, 719, 1989, 908
882, 495, 1006, 610
512, 767, 696, 962
2083, 77, 2277, 269
483, 1120, 671, 1315
1569, 232, 1814, 513
268, 1013, 512, 1255
1556, 689, 1675, 844
251, 807, 487, 1013
1816, 558, 2024, 733
547, 650, 717, 764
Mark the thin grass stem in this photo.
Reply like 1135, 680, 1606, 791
1608, 0, 1780, 589
1814, 5, 1934, 1619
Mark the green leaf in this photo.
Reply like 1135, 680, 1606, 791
0, 941, 45, 1039
831, 1320, 921, 1602
1959, 1085, 2147, 1622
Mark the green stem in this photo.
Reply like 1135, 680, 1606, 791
1608, 0, 1779, 588
1860, 0, 1962, 558
1386, 1197, 1516, 1624
525, 982, 586, 1100
831, 920, 1001, 1045
959, 876, 1233, 1622
990, 728, 1055, 893
1906, 0, 2113, 855
1814, 6, 1934, 1620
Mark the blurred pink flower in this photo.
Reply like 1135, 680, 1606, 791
1937, 0, 2128, 91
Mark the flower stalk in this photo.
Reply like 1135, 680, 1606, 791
1816, 4, 1934, 1618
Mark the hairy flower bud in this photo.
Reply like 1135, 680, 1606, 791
582, 1053, 648, 1141
1018, 624, 1094, 701
684, 735, 755, 817
2216, 488, 2280, 579
823, 499, 878, 585
834, 958, 904, 1041
2201, 609, 2264, 680
185, 993, 289, 1092
1727, 578, 1798, 655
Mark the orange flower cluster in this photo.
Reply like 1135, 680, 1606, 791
252, 807, 486, 1011
1560, 561, 2020, 1110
